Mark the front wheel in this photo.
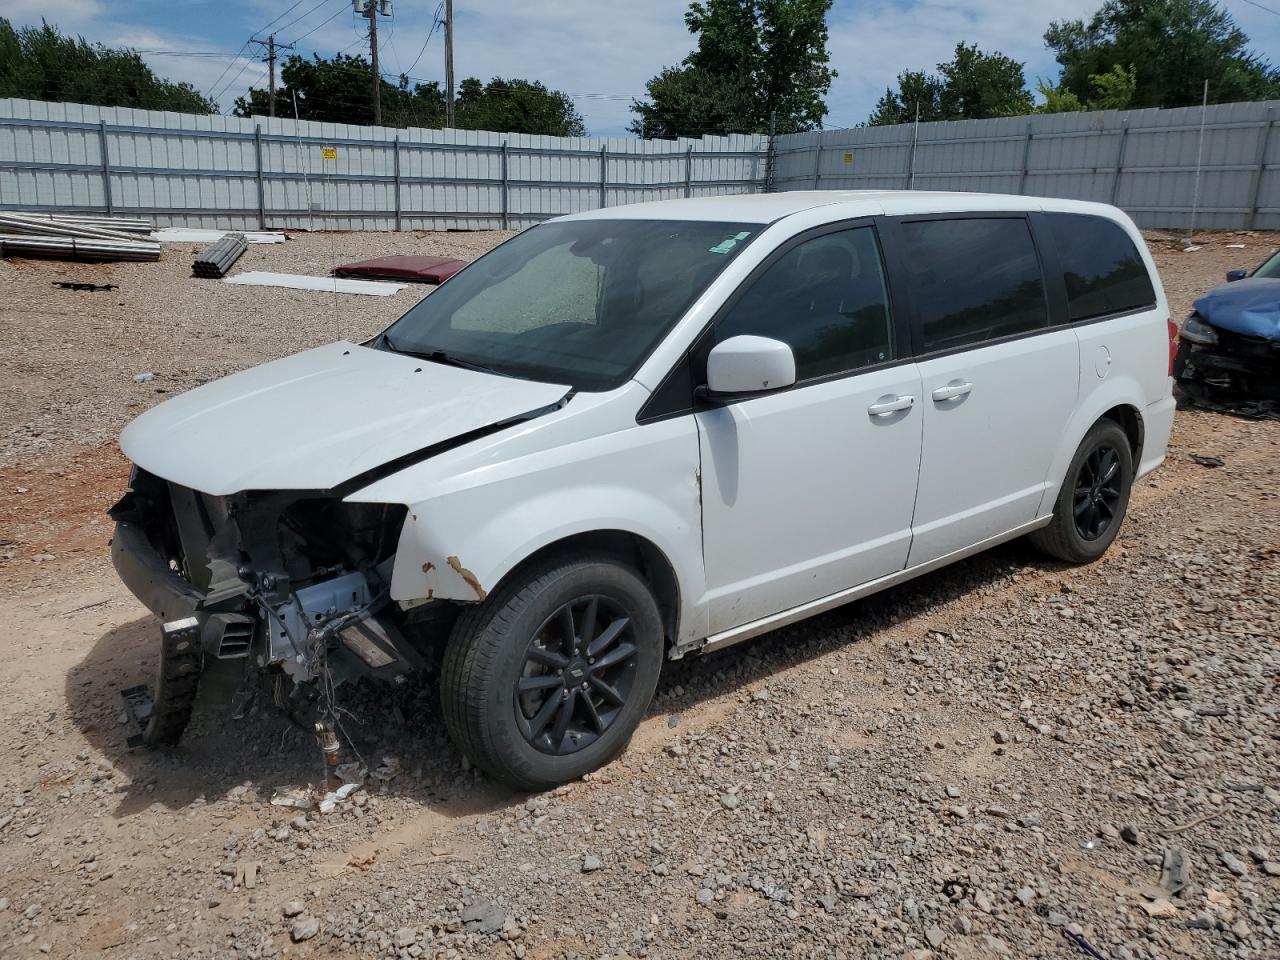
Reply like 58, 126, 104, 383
1030, 419, 1134, 564
440, 555, 663, 790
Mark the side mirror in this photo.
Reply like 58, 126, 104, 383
701, 335, 796, 401
1225, 269, 1248, 282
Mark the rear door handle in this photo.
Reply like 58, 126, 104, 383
931, 380, 973, 402
867, 394, 915, 417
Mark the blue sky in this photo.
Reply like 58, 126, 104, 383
7, 0, 1280, 135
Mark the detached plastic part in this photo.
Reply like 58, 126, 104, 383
333, 255, 467, 284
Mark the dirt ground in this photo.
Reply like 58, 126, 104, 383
0, 226, 1277, 960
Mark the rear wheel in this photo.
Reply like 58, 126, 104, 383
441, 555, 663, 790
1030, 419, 1133, 564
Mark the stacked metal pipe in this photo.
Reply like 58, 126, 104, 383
0, 211, 160, 262
192, 233, 248, 278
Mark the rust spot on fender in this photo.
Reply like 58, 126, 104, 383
421, 561, 435, 574
446, 555, 487, 601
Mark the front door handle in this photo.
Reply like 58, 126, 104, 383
867, 394, 915, 417
931, 380, 973, 402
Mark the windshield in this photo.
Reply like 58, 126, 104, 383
1254, 250, 1280, 279
379, 219, 758, 390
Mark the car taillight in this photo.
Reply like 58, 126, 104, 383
1166, 318, 1178, 376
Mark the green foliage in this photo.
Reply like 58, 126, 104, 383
455, 78, 586, 138
869, 43, 1032, 125
1089, 63, 1138, 110
1035, 79, 1085, 113
0, 18, 216, 113
233, 54, 585, 136
1045, 0, 1280, 109
630, 0, 836, 138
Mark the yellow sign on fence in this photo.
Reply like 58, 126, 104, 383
321, 147, 337, 161
842, 152, 853, 164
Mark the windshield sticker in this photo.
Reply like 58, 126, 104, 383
709, 231, 751, 255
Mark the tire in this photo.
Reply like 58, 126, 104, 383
441, 554, 664, 791
1029, 419, 1134, 564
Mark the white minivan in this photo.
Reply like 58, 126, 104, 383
111, 191, 1177, 788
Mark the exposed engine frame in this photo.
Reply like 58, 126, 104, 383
110, 468, 427, 746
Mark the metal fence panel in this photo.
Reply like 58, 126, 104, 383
772, 99, 1280, 230
0, 97, 766, 230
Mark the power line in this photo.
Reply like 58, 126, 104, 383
204, 39, 251, 100
278, 0, 346, 39
403, 2, 445, 79
1233, 0, 1280, 16
257, 0, 313, 34
292, 5, 350, 45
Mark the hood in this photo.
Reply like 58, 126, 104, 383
1193, 278, 1280, 341
120, 341, 571, 496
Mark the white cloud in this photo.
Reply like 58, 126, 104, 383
5, 0, 1279, 134
2, 0, 104, 28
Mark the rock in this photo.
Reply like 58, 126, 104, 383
695, 889, 714, 907
461, 900, 506, 935
1015, 887, 1035, 907
720, 794, 740, 810
393, 927, 416, 948
978, 935, 1012, 956
1141, 899, 1178, 919
1120, 824, 1141, 845
1160, 847, 1189, 894
1219, 851, 1247, 877
924, 926, 945, 948
817, 894, 836, 913
291, 916, 320, 942
581, 854, 603, 873
1246, 845, 1269, 863
282, 900, 304, 918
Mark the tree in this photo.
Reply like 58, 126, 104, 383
1045, 0, 1280, 109
1035, 79, 1085, 113
1089, 63, 1138, 110
630, 0, 836, 138
869, 43, 1032, 125
234, 54, 585, 135
0, 18, 216, 113
454, 78, 586, 137
867, 71, 947, 125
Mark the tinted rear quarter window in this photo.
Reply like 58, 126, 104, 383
899, 217, 1048, 353
1046, 213, 1156, 321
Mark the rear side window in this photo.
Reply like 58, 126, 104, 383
1046, 213, 1156, 321
899, 217, 1047, 353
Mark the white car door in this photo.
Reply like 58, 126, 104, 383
693, 223, 924, 634
887, 215, 1079, 566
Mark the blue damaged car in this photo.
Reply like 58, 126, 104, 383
1174, 249, 1280, 401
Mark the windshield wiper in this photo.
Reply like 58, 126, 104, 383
378, 333, 504, 377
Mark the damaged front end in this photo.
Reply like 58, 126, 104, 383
1175, 311, 1280, 407
110, 468, 425, 744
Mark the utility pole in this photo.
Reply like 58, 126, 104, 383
444, 0, 455, 127
355, 0, 392, 126
250, 34, 293, 118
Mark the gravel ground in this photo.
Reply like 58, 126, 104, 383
0, 226, 1276, 959
0, 230, 512, 467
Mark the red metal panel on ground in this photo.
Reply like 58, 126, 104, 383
332, 255, 467, 284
